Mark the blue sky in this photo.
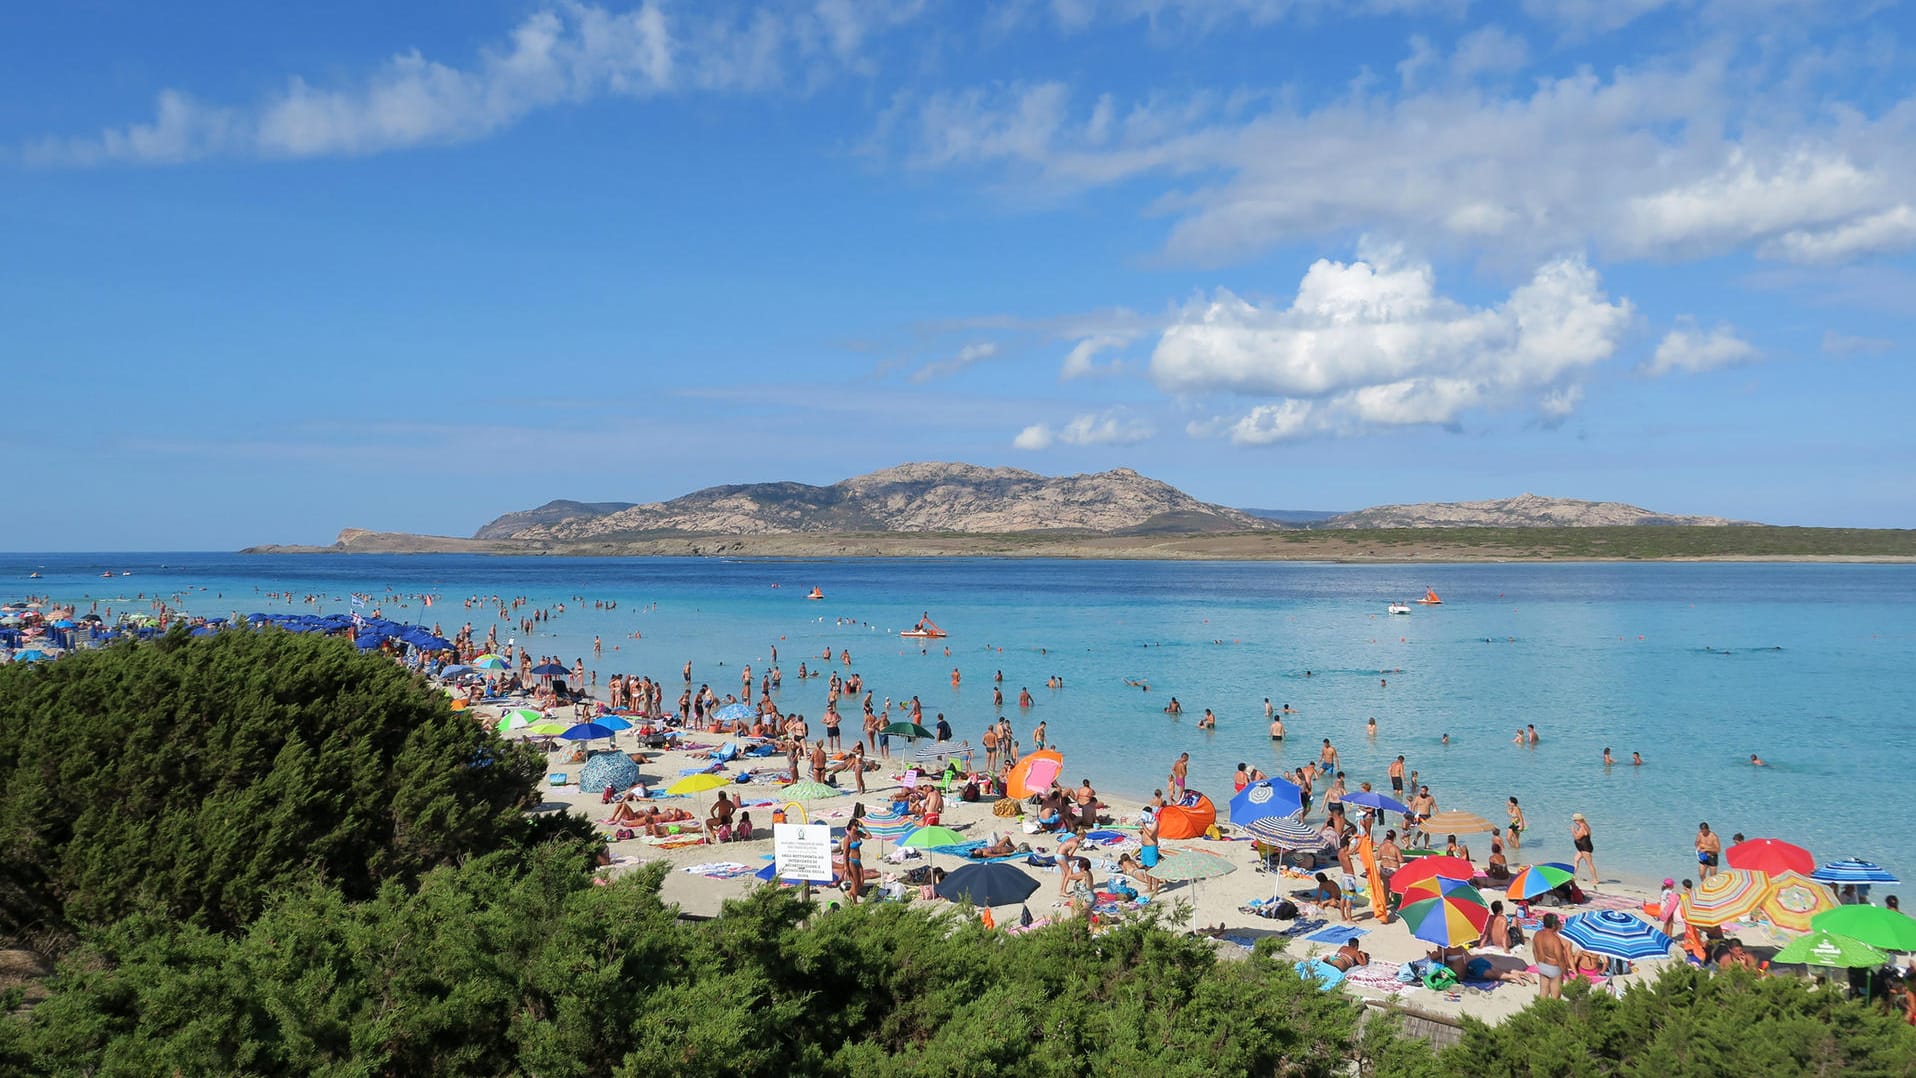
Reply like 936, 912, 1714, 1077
6, 0, 1913, 549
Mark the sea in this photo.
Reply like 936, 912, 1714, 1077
7, 552, 1913, 889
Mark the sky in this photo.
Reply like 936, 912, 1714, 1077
5, 0, 1914, 549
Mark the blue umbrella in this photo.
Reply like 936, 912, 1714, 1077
595, 715, 634, 731
13, 649, 48, 662
560, 722, 618, 741
50, 619, 77, 629
1341, 790, 1410, 816
1812, 860, 1899, 885
440, 664, 474, 678
711, 702, 754, 723
1230, 777, 1305, 826
1560, 910, 1675, 962
531, 662, 569, 676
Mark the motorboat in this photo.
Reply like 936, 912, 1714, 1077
1387, 603, 1411, 615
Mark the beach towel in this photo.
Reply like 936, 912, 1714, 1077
682, 862, 754, 880
1305, 925, 1369, 944
548, 773, 569, 786
1275, 918, 1328, 938
1583, 891, 1644, 911
1343, 963, 1408, 993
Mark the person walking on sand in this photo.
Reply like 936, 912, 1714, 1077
1570, 812, 1597, 885
1696, 822, 1721, 881
1169, 753, 1190, 801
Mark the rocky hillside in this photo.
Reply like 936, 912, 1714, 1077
1319, 493, 1746, 529
473, 500, 636, 539
493, 463, 1272, 539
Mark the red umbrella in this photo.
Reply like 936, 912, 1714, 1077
1389, 856, 1477, 894
1726, 838, 1815, 877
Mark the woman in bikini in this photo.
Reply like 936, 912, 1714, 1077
841, 804, 868, 904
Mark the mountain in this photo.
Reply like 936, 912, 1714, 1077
489, 463, 1273, 540
472, 500, 637, 539
1318, 493, 1747, 529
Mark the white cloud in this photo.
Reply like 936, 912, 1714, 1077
1011, 407, 1154, 449
1645, 321, 1758, 376
1059, 334, 1133, 379
1821, 330, 1894, 356
27, 1, 920, 164
910, 341, 1000, 382
1159, 247, 1633, 441
880, 47, 1916, 268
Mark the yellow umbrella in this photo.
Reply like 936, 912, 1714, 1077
1684, 869, 1769, 927
666, 773, 732, 795
1761, 870, 1839, 933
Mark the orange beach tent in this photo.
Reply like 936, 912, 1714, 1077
1156, 793, 1217, 839
1007, 749, 1064, 799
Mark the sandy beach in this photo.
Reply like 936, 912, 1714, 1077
502, 697, 1704, 1027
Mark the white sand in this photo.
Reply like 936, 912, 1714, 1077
505, 706, 1688, 1026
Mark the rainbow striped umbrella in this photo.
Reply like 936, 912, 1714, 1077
1399, 878, 1490, 946
1761, 870, 1839, 933
1389, 856, 1476, 894
472, 654, 509, 670
1683, 869, 1770, 927
1504, 862, 1577, 901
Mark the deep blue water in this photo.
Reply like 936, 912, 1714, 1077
8, 552, 1914, 888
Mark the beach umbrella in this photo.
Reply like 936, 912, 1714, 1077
49, 618, 76, 628
560, 722, 617, 742
937, 861, 1042, 907
1007, 749, 1064, 799
883, 721, 934, 741
530, 662, 568, 676
1811, 905, 1916, 951
1562, 910, 1676, 961
711, 702, 754, 723
523, 720, 570, 736
441, 664, 474, 678
503, 706, 544, 724
472, 654, 509, 670
666, 773, 733, 795
595, 715, 634, 731
12, 649, 48, 662
1773, 929, 1890, 969
1419, 810, 1497, 835
1389, 856, 1477, 894
900, 825, 968, 850
495, 713, 538, 733
1812, 860, 1899, 885
1726, 838, 1816, 877
1400, 881, 1490, 946
580, 752, 642, 793
780, 781, 845, 801
1341, 790, 1409, 816
1400, 871, 1481, 906
1230, 776, 1306, 826
1246, 816, 1322, 851
1149, 849, 1237, 884
1504, 862, 1578, 901
1684, 869, 1770, 927
1761, 870, 1840, 933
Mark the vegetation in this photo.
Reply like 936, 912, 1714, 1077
0, 627, 579, 939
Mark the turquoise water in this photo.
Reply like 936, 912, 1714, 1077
8, 552, 1913, 888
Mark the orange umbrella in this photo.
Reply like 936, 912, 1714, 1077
1761, 870, 1839, 933
1007, 749, 1064, 799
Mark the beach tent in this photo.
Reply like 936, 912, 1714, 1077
580, 751, 642, 794
1155, 792, 1217, 840
1007, 749, 1064, 799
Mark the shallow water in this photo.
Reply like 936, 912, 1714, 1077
8, 552, 1913, 888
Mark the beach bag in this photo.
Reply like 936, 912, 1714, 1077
1396, 964, 1420, 985
961, 782, 981, 802
1019, 904, 1034, 927
993, 798, 1021, 818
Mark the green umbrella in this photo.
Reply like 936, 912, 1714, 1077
1773, 929, 1890, 969
495, 708, 543, 733
1810, 905, 1916, 951
780, 781, 844, 801
884, 721, 934, 740
1149, 849, 1237, 884
523, 720, 570, 736
900, 825, 968, 850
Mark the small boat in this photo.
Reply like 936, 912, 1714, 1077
1387, 603, 1411, 615
805, 587, 824, 600
27, 572, 39, 579
100, 571, 114, 578
901, 613, 947, 639
1416, 588, 1443, 605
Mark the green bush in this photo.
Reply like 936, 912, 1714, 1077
0, 628, 574, 938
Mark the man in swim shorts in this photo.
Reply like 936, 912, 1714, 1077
1695, 822, 1721, 880
1531, 913, 1569, 999
1388, 755, 1405, 794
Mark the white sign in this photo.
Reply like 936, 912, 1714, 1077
774, 823, 835, 882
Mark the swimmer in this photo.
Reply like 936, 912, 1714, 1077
1269, 717, 1285, 741
1198, 709, 1216, 729
1750, 754, 1766, 766
1602, 747, 1614, 766
1441, 733, 1449, 745
1366, 717, 1377, 738
1631, 751, 1643, 766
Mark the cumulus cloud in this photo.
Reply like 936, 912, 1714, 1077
27, 1, 922, 164
1059, 334, 1134, 379
1645, 321, 1758, 376
1011, 407, 1154, 449
1156, 246, 1632, 442
910, 341, 1000, 382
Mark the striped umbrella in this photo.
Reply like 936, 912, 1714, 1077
472, 654, 509, 670
1401, 871, 1479, 906
495, 711, 540, 733
1812, 860, 1899, 885
1684, 869, 1770, 927
1389, 856, 1477, 894
1419, 810, 1496, 835
1400, 880, 1490, 946
1504, 862, 1577, 902
1230, 777, 1306, 826
1562, 910, 1675, 961
1149, 849, 1237, 884
1726, 838, 1816, 877
1761, 870, 1840, 933
1246, 816, 1321, 851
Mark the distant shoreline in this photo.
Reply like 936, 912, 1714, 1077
241, 525, 1916, 563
